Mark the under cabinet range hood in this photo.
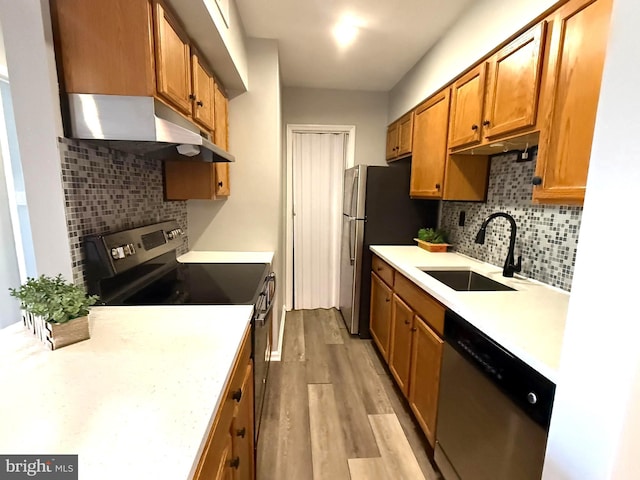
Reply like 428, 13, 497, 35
65, 94, 235, 162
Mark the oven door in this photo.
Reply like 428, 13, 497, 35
253, 272, 275, 446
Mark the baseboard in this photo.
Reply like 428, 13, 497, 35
269, 306, 288, 362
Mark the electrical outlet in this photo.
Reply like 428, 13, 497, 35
459, 211, 466, 226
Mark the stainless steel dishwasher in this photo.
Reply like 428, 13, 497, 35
435, 310, 555, 480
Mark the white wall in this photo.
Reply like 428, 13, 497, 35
282, 87, 388, 167
388, 0, 559, 121
188, 38, 284, 337
542, 0, 640, 477
0, 0, 72, 280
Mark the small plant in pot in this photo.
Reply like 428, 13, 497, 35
9, 275, 98, 350
416, 228, 451, 252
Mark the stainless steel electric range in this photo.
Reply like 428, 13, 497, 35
83, 220, 275, 448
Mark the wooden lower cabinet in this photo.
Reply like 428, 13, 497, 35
194, 325, 254, 480
369, 272, 393, 361
371, 263, 445, 448
389, 294, 414, 397
408, 316, 443, 447
232, 363, 255, 480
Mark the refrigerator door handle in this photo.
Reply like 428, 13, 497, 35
349, 171, 358, 217
348, 217, 355, 265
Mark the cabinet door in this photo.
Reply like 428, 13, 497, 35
215, 163, 231, 197
396, 112, 414, 157
232, 363, 254, 480
214, 81, 229, 150
164, 160, 215, 200
385, 122, 399, 160
410, 89, 451, 198
192, 53, 215, 132
153, 1, 192, 115
533, 0, 612, 204
483, 23, 545, 139
370, 272, 393, 362
389, 294, 414, 397
408, 315, 443, 447
214, 433, 234, 480
449, 64, 487, 149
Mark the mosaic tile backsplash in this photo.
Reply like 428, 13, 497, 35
59, 139, 188, 287
440, 149, 582, 291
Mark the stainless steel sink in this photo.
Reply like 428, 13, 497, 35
421, 269, 515, 292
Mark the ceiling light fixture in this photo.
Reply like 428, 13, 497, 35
333, 15, 363, 48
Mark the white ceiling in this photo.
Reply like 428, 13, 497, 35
235, 0, 476, 91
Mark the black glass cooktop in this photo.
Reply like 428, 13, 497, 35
111, 263, 270, 306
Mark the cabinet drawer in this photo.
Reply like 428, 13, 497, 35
394, 274, 444, 336
372, 255, 395, 287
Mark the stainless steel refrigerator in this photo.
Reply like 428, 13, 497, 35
338, 160, 439, 335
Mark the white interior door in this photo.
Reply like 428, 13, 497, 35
292, 132, 347, 309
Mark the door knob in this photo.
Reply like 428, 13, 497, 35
471, 124, 479, 131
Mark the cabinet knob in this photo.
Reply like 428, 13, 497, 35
471, 124, 479, 131
230, 457, 240, 469
218, 181, 224, 188
189, 94, 196, 100
411, 327, 417, 332
435, 183, 441, 190
231, 388, 242, 402
236, 427, 246, 438
483, 120, 491, 127
197, 100, 204, 107
532, 176, 543, 186
404, 319, 411, 325
385, 297, 390, 303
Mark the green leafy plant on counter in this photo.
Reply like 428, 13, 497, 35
418, 228, 449, 244
8, 275, 99, 324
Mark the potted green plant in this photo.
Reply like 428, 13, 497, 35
9, 274, 98, 350
415, 227, 451, 252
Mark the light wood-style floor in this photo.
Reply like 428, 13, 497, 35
257, 308, 441, 480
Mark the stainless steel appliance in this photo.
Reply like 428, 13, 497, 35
83, 220, 275, 448
338, 160, 438, 335
65, 94, 235, 162
435, 310, 555, 480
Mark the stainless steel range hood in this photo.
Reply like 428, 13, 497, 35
65, 94, 234, 162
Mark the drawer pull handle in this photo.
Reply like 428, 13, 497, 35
232, 389, 242, 402
236, 427, 246, 438
230, 457, 240, 469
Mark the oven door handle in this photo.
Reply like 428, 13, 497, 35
255, 273, 276, 326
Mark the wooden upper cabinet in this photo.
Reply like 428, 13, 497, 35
410, 89, 451, 199
533, 0, 612, 204
192, 52, 216, 132
483, 23, 545, 139
214, 81, 229, 150
397, 112, 414, 157
386, 112, 414, 161
408, 315, 443, 447
153, 0, 192, 116
49, 0, 156, 96
386, 122, 399, 160
449, 64, 487, 149
214, 81, 231, 197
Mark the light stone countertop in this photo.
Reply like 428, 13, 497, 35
0, 305, 254, 480
178, 251, 274, 264
370, 246, 570, 383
